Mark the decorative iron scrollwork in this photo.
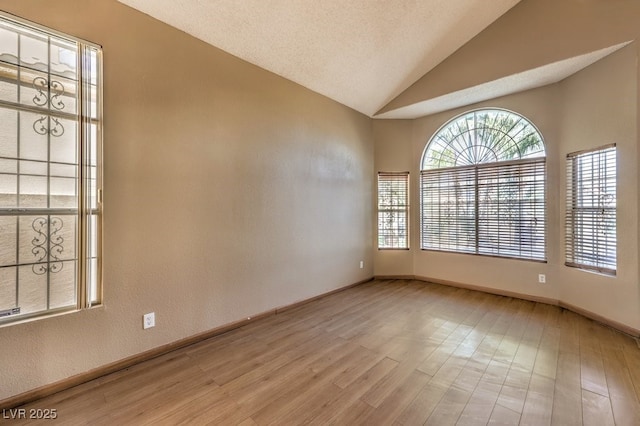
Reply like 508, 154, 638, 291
31, 216, 64, 275
32, 116, 65, 137
32, 76, 49, 107
31, 76, 66, 136
32, 116, 48, 135
49, 80, 65, 111
32, 76, 66, 110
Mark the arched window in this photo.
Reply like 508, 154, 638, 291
420, 109, 546, 261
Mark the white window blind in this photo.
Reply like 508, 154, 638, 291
565, 145, 616, 275
377, 172, 409, 249
421, 159, 546, 260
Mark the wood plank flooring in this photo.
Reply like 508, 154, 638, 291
7, 279, 640, 425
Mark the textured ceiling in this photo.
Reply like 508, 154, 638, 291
117, 0, 521, 117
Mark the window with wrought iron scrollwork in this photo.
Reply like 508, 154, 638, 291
420, 109, 546, 261
565, 145, 616, 275
0, 13, 102, 324
377, 172, 409, 249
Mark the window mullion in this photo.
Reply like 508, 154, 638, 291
474, 166, 479, 255
77, 41, 85, 310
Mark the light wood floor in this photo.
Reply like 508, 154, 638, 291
9, 279, 640, 425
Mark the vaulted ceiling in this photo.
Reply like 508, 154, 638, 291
116, 0, 630, 119
116, 0, 521, 117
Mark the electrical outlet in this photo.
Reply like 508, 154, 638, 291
538, 274, 546, 284
143, 312, 155, 329
359, 260, 364, 269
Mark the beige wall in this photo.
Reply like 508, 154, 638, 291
372, 120, 413, 275
375, 84, 562, 296
374, 0, 640, 331
557, 45, 638, 327
374, 44, 639, 330
0, 0, 373, 400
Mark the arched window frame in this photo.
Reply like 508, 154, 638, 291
419, 108, 547, 261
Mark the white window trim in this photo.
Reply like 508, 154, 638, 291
565, 144, 617, 275
377, 171, 410, 250
0, 12, 103, 326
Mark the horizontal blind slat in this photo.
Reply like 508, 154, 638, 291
565, 145, 616, 274
421, 159, 546, 261
378, 172, 409, 249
